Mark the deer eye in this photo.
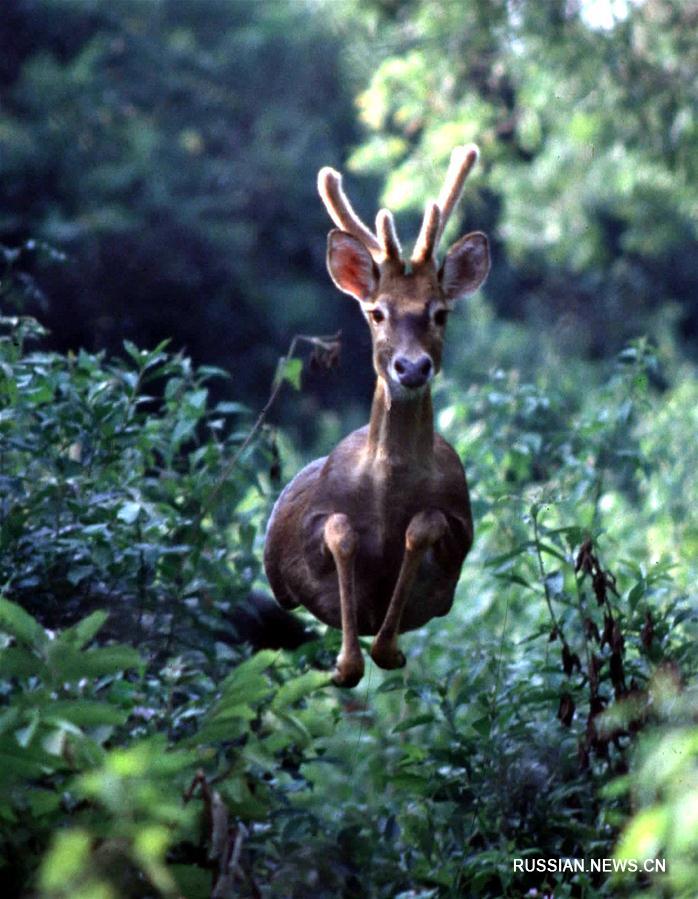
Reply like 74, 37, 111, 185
433, 308, 448, 327
369, 308, 385, 324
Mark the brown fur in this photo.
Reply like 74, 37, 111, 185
264, 146, 490, 686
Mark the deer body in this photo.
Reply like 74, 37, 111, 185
265, 392, 472, 634
264, 146, 490, 686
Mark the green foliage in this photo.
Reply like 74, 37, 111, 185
1, 297, 697, 896
0, 593, 143, 891
0, 312, 267, 647
612, 678, 698, 899
346, 0, 698, 357
287, 337, 696, 898
0, 0, 359, 410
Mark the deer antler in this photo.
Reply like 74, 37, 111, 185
411, 144, 479, 266
318, 167, 404, 265
319, 145, 479, 267
375, 209, 402, 263
411, 202, 441, 267
318, 167, 383, 260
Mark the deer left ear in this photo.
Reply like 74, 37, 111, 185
439, 231, 490, 302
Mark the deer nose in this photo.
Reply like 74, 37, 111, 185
393, 354, 433, 389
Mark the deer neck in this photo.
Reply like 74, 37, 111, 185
365, 378, 435, 471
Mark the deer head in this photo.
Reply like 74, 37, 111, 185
318, 145, 490, 399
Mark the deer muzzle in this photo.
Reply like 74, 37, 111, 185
392, 354, 433, 390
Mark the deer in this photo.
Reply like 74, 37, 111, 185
264, 145, 490, 687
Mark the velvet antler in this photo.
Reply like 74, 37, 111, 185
317, 167, 383, 261
317, 167, 404, 265
411, 144, 479, 266
319, 144, 479, 269
375, 209, 402, 263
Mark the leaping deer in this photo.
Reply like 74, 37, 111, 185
264, 145, 490, 686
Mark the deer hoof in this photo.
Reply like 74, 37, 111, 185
370, 638, 406, 670
331, 654, 365, 688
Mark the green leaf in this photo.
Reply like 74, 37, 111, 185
536, 542, 568, 564
45, 701, 128, 728
274, 356, 302, 390
0, 708, 20, 736
172, 418, 196, 445
196, 364, 230, 381
80, 646, 144, 677
185, 388, 208, 411
627, 581, 645, 610
387, 772, 430, 790
215, 401, 249, 415
208, 703, 257, 724
495, 573, 533, 589
484, 545, 530, 568
191, 717, 250, 746
0, 738, 60, 781
15, 709, 41, 748
272, 710, 312, 746
392, 713, 435, 734
217, 672, 271, 710
58, 610, 109, 650
66, 564, 93, 586
270, 670, 331, 712
218, 650, 278, 697
117, 501, 142, 524
27, 788, 62, 818
39, 829, 92, 892
171, 864, 212, 899
123, 339, 142, 365
0, 646, 44, 678
471, 716, 492, 737
377, 673, 406, 693
47, 644, 143, 681
616, 806, 667, 861
0, 597, 47, 650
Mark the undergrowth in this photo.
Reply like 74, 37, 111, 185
0, 308, 696, 898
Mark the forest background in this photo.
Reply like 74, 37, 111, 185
1, 1, 697, 897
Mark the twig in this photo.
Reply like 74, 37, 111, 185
532, 511, 564, 641
199, 330, 341, 521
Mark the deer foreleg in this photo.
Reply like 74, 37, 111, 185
324, 513, 364, 687
371, 509, 448, 670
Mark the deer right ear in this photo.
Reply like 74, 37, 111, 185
326, 229, 378, 302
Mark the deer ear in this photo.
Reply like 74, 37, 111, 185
439, 231, 490, 301
326, 229, 378, 302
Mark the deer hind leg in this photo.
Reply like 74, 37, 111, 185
371, 509, 448, 670
324, 513, 365, 687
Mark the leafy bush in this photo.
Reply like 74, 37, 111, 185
0, 310, 696, 897
0, 312, 265, 647
0, 313, 335, 895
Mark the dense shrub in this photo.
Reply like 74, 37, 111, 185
0, 310, 696, 897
